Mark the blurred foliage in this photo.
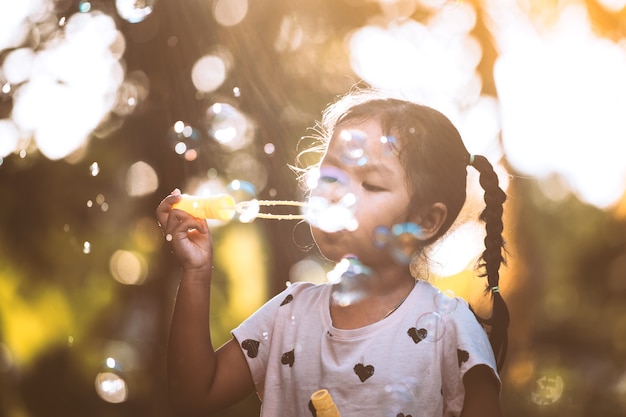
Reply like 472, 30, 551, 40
1, 0, 626, 416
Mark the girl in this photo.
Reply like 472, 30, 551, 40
157, 89, 509, 417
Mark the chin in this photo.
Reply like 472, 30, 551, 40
312, 234, 350, 263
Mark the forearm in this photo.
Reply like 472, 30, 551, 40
167, 267, 216, 414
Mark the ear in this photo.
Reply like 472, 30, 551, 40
412, 202, 448, 241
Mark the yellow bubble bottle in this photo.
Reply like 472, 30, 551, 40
311, 389, 341, 417
172, 194, 236, 221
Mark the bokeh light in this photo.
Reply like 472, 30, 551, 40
109, 250, 148, 285
125, 161, 159, 197
115, 0, 156, 24
2, 1, 626, 416
203, 102, 254, 151
191, 54, 229, 93
95, 371, 128, 403
168, 121, 202, 161
327, 256, 375, 307
302, 166, 359, 233
490, 1, 626, 209
212, 0, 248, 27
7, 10, 125, 160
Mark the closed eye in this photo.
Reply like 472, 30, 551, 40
362, 182, 386, 192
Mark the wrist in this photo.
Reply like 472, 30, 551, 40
181, 265, 213, 282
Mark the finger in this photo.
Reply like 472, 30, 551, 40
165, 209, 208, 238
156, 192, 183, 228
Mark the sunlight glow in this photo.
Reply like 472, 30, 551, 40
490, 3, 626, 209
7, 11, 125, 160
348, 2, 480, 105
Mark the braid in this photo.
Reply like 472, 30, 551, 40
470, 154, 509, 371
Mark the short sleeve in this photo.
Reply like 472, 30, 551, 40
231, 282, 315, 397
441, 298, 501, 416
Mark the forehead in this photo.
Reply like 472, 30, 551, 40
327, 118, 403, 171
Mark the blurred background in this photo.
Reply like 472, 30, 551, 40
1, 0, 626, 416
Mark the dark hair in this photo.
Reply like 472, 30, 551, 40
302, 89, 509, 369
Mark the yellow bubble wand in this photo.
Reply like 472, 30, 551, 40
172, 194, 306, 221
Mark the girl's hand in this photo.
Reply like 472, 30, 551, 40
157, 189, 213, 272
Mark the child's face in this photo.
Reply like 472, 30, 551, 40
310, 118, 414, 267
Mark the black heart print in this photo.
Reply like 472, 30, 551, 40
397, 414, 413, 417
280, 294, 294, 306
407, 327, 428, 344
281, 349, 295, 367
457, 349, 469, 367
353, 363, 375, 382
241, 339, 260, 358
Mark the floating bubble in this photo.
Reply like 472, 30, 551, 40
106, 357, 118, 369
95, 371, 128, 403
109, 250, 148, 285
337, 129, 369, 166
1, 81, 12, 97
192, 54, 227, 93
388, 222, 422, 264
373, 225, 392, 249
433, 290, 459, 315
79, 1, 92, 13
415, 312, 445, 342
125, 161, 158, 197
328, 256, 375, 307
113, 78, 141, 116
213, 0, 249, 27
382, 377, 418, 417
302, 166, 358, 233
263, 142, 275, 155
168, 121, 202, 161
379, 135, 398, 157
204, 102, 253, 151
115, 0, 156, 23
89, 162, 100, 176
531, 374, 564, 405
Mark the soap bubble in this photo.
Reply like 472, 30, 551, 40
379, 135, 398, 157
168, 121, 202, 161
415, 312, 445, 342
381, 377, 418, 417
302, 166, 358, 233
373, 222, 423, 265
434, 290, 459, 315
373, 225, 392, 248
531, 374, 564, 405
116, 0, 156, 24
337, 129, 369, 166
203, 102, 253, 151
95, 371, 128, 403
328, 256, 375, 307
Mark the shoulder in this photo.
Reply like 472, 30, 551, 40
277, 281, 326, 304
246, 281, 327, 318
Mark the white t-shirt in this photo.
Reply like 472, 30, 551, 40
232, 280, 499, 417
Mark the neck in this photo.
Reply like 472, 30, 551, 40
329, 267, 417, 329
